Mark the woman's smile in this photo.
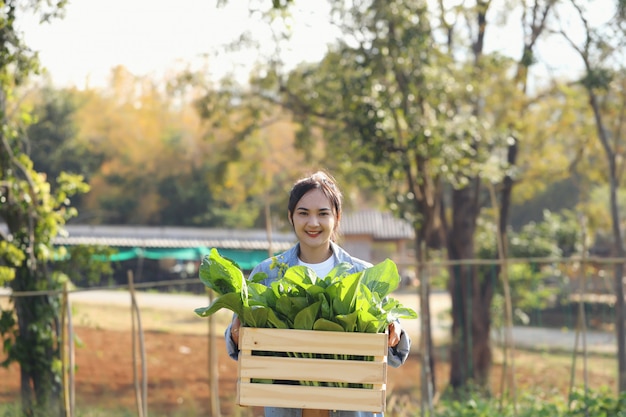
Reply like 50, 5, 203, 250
290, 188, 339, 263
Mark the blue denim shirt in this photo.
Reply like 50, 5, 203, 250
225, 242, 412, 417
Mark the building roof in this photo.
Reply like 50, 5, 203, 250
54, 225, 296, 251
3, 210, 413, 251
341, 210, 414, 240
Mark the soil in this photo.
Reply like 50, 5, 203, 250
0, 313, 617, 416
0, 326, 432, 416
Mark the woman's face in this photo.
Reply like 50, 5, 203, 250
289, 188, 339, 259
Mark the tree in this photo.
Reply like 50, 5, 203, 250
175, 66, 312, 230
26, 87, 100, 183
251, 0, 530, 395
25, 86, 105, 220
0, 2, 95, 414
557, 0, 626, 391
253, 0, 595, 395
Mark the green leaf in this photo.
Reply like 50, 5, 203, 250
283, 265, 318, 289
356, 310, 385, 333
194, 292, 244, 318
387, 306, 419, 321
266, 309, 289, 329
275, 295, 309, 327
275, 296, 295, 326
198, 248, 247, 298
249, 271, 268, 283
326, 262, 353, 280
330, 271, 362, 315
361, 259, 400, 298
355, 284, 376, 312
335, 311, 358, 332
318, 293, 332, 320
272, 279, 304, 298
304, 284, 325, 299
313, 318, 345, 332
383, 297, 418, 321
248, 282, 277, 309
289, 296, 310, 312
294, 301, 321, 330
242, 305, 269, 328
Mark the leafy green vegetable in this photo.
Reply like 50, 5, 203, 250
195, 248, 419, 389
195, 292, 243, 318
194, 248, 418, 332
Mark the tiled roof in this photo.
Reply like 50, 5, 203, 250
54, 225, 296, 251
341, 210, 414, 240
3, 210, 413, 250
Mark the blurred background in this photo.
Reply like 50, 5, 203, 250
1, 0, 625, 416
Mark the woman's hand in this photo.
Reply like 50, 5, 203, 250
388, 322, 402, 348
230, 316, 241, 346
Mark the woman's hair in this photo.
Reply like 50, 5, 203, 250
288, 171, 343, 241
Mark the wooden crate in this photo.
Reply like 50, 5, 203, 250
237, 327, 388, 413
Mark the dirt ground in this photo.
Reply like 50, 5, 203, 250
0, 301, 618, 416
0, 326, 430, 416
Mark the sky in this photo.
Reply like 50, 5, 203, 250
17, 0, 339, 88
16, 0, 613, 90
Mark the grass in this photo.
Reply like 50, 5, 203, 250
70, 300, 233, 335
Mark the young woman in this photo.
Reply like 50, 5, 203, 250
225, 170, 411, 417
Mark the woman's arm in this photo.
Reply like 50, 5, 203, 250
225, 315, 241, 360
387, 324, 411, 368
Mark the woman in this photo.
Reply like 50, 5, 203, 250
225, 170, 411, 417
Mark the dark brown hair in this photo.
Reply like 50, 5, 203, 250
288, 171, 343, 241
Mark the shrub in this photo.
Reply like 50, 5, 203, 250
434, 387, 626, 417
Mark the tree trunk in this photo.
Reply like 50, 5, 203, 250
12, 266, 63, 415
587, 88, 626, 392
609, 170, 626, 392
447, 184, 493, 390
415, 235, 435, 410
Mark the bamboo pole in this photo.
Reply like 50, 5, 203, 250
569, 217, 589, 416
61, 282, 71, 417
265, 194, 273, 258
67, 285, 75, 417
487, 182, 517, 414
128, 270, 148, 417
418, 241, 434, 417
208, 288, 220, 417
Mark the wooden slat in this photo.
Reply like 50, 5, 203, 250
238, 382, 386, 413
240, 328, 387, 356
237, 327, 388, 412
239, 355, 386, 384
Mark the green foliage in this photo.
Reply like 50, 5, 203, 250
27, 87, 104, 189
0, 158, 93, 412
436, 387, 626, 417
0, 241, 25, 285
196, 248, 416, 388
580, 68, 613, 91
155, 166, 258, 228
585, 184, 626, 235
476, 209, 581, 324
568, 387, 626, 416
195, 248, 417, 333
52, 244, 115, 287
476, 209, 581, 261
0, 3, 96, 413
